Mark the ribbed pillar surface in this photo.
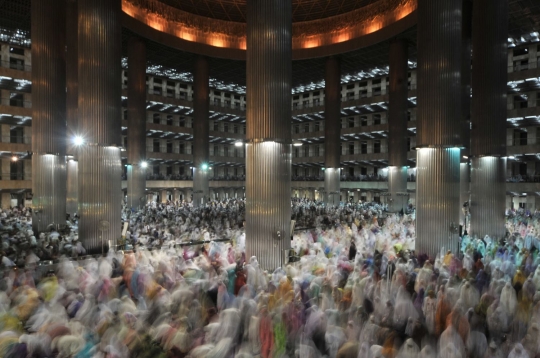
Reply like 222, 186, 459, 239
66, 0, 78, 216
461, 0, 472, 154
459, 163, 470, 227
388, 39, 408, 213
193, 56, 210, 207
416, 0, 463, 147
246, 0, 292, 270
470, 158, 506, 238
470, 0, 507, 239
459, 0, 472, 228
78, 0, 122, 254
31, 0, 67, 232
324, 168, 340, 206
416, 0, 463, 257
388, 167, 408, 212
127, 37, 147, 211
416, 149, 461, 256
324, 57, 341, 206
66, 160, 78, 216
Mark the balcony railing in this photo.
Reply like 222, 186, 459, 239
0, 60, 32, 72
0, 135, 31, 144
0, 173, 31, 180
507, 175, 540, 183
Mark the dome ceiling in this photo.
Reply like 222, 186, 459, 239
155, 0, 381, 23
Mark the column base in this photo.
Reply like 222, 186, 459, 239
324, 168, 340, 206
416, 148, 461, 257
32, 153, 67, 232
388, 166, 408, 213
193, 168, 209, 207
66, 159, 78, 217
78, 145, 121, 255
459, 163, 470, 228
470, 157, 506, 239
127, 164, 146, 211
246, 141, 291, 270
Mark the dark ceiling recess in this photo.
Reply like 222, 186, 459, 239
3, 0, 540, 90
156, 0, 381, 23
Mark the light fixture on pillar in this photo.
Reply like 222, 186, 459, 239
11, 155, 18, 162
73, 136, 84, 146
141, 161, 148, 168
201, 163, 209, 171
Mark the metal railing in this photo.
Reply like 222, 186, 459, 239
0, 60, 32, 72
0, 97, 32, 108
0, 173, 31, 180
0, 135, 31, 144
507, 175, 540, 183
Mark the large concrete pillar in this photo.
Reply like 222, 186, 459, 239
459, 0, 472, 228
388, 39, 409, 213
459, 163, 470, 230
1, 193, 10, 210
78, 0, 122, 254
66, 0, 78, 217
31, 0, 67, 232
193, 56, 210, 207
324, 57, 341, 206
127, 37, 147, 211
246, 0, 292, 270
416, 0, 463, 257
470, 0, 508, 240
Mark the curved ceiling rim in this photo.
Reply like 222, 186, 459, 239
121, 10, 417, 61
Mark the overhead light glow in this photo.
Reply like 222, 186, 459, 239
201, 163, 209, 170
73, 136, 84, 146
293, 142, 303, 146
141, 161, 148, 168
11, 155, 17, 162
234, 141, 243, 147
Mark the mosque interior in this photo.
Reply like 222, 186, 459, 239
0, 0, 540, 357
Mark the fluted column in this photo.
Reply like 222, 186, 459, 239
246, 0, 292, 270
388, 39, 409, 213
31, 0, 67, 232
459, 0, 472, 228
324, 56, 341, 206
193, 56, 210, 207
78, 0, 122, 254
470, 0, 508, 239
127, 37, 147, 211
66, 0, 78, 217
416, 0, 463, 257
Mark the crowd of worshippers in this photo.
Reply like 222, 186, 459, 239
0, 199, 388, 267
0, 201, 539, 357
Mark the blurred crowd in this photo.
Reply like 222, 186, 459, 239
0, 201, 539, 357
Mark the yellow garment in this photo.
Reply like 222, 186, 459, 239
443, 252, 453, 266
513, 270, 526, 288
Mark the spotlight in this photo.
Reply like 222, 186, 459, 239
73, 136, 84, 146
234, 141, 243, 147
141, 161, 148, 168
11, 155, 18, 162
293, 142, 303, 146
201, 163, 209, 170
508, 156, 515, 159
